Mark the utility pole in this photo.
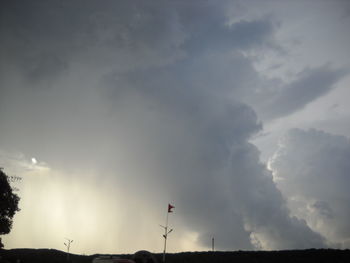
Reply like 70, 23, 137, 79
160, 204, 174, 263
64, 238, 73, 262
212, 237, 214, 252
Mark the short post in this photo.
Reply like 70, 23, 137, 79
64, 238, 73, 262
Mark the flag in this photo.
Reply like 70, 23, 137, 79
168, 204, 175, 213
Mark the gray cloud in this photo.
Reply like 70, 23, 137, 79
181, 17, 276, 53
249, 65, 347, 120
99, 70, 325, 249
269, 129, 350, 248
0, 0, 332, 251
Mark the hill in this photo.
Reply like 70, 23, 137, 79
1, 248, 350, 263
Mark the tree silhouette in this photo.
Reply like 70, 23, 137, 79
0, 168, 20, 249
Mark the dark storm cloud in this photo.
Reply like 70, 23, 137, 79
269, 129, 350, 247
0, 0, 187, 84
0, 0, 330, 250
181, 17, 275, 53
251, 65, 347, 120
101, 65, 325, 249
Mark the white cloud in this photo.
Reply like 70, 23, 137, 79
269, 129, 350, 248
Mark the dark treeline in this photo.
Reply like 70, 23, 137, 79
1, 249, 350, 263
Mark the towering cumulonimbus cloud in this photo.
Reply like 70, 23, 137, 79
0, 0, 343, 251
100, 59, 326, 250
269, 129, 350, 248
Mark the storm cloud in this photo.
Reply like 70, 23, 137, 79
251, 65, 346, 120
0, 0, 347, 253
269, 129, 350, 248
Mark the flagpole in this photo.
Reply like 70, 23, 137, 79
161, 204, 174, 263
163, 211, 169, 263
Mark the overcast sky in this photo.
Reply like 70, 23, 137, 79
1, 0, 350, 255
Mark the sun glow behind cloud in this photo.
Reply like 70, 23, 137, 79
2, 153, 205, 254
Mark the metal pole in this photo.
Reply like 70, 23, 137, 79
212, 237, 214, 252
163, 211, 169, 263
64, 238, 73, 262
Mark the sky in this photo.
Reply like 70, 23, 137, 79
1, 0, 350, 255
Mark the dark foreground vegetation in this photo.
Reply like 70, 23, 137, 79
1, 248, 350, 263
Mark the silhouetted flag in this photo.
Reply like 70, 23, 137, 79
168, 204, 175, 213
